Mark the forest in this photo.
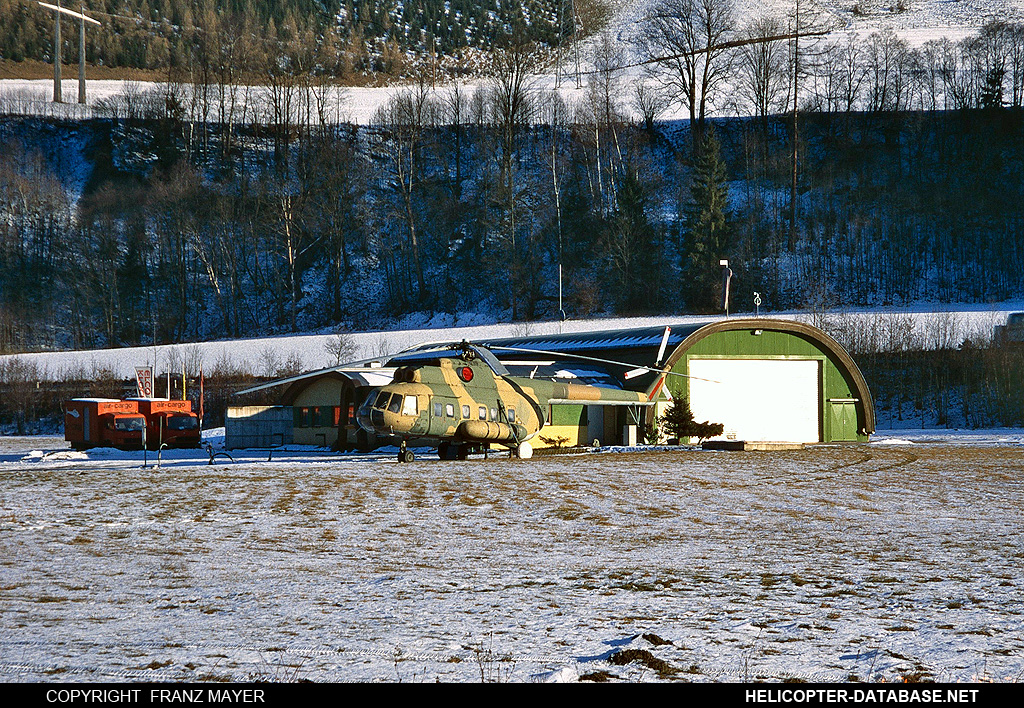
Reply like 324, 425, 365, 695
0, 0, 574, 78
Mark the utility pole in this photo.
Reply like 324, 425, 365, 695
78, 4, 86, 103
789, 0, 801, 252
52, 1, 61, 102
38, 2, 101, 104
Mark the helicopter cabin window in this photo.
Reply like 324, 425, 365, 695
478, 406, 487, 420
508, 408, 516, 422
387, 394, 403, 414
462, 404, 471, 419
446, 403, 456, 418
490, 407, 497, 421
433, 402, 442, 417
402, 396, 418, 416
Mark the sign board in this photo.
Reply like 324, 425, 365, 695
135, 366, 154, 398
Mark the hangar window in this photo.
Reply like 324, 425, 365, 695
462, 404, 471, 418
403, 396, 418, 416
446, 403, 455, 417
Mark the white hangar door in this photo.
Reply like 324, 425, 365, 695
687, 359, 821, 443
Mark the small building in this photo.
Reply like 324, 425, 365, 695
225, 406, 293, 450
226, 365, 394, 450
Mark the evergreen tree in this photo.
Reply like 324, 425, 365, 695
682, 127, 731, 312
660, 398, 724, 443
981, 64, 1005, 109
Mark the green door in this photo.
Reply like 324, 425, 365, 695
829, 401, 858, 442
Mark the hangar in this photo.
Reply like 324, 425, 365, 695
227, 318, 873, 450
483, 318, 874, 445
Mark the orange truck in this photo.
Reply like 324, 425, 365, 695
64, 399, 147, 450
129, 398, 201, 449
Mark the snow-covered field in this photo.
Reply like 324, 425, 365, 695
2, 0, 1019, 124
1, 430, 1022, 682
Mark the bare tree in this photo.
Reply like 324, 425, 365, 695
631, 82, 670, 136
636, 0, 736, 140
735, 16, 789, 122
865, 29, 912, 111
370, 81, 436, 305
487, 38, 538, 319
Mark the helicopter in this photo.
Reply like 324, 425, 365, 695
356, 340, 660, 462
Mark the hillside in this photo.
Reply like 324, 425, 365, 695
3, 1, 1024, 358
3, 1, 1023, 83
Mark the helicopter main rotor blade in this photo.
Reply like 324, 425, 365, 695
389, 340, 510, 377
485, 345, 721, 384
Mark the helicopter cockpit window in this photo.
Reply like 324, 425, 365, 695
446, 403, 455, 418
478, 406, 487, 420
387, 394, 403, 414
403, 396, 418, 416
374, 391, 390, 408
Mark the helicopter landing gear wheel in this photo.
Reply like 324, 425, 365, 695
515, 441, 533, 459
398, 441, 414, 463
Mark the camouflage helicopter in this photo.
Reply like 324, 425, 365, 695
356, 341, 659, 462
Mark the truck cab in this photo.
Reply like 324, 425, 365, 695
129, 398, 201, 449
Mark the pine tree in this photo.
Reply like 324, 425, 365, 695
981, 64, 1005, 109
682, 127, 731, 312
660, 398, 724, 443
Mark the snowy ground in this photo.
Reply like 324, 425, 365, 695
1, 429, 1022, 683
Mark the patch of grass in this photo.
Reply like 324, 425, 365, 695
608, 649, 678, 678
